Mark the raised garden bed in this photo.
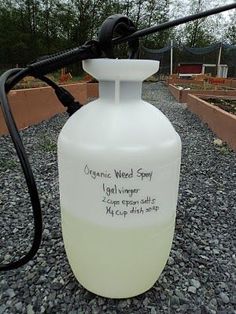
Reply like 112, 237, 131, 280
13, 73, 84, 89
176, 83, 235, 91
167, 77, 236, 88
0, 83, 99, 135
187, 94, 236, 151
168, 83, 236, 103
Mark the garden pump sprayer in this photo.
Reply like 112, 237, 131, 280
58, 58, 181, 297
0, 4, 236, 298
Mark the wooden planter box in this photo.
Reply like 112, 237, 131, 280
167, 77, 236, 88
167, 78, 204, 86
0, 83, 98, 135
187, 94, 236, 151
87, 83, 99, 99
168, 84, 236, 103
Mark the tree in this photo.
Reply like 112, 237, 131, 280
0, 0, 234, 73
225, 13, 236, 44
137, 0, 172, 49
183, 0, 215, 47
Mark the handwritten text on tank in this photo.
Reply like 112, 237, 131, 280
83, 164, 159, 219
84, 164, 153, 181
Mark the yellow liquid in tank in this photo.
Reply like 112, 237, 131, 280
61, 209, 175, 298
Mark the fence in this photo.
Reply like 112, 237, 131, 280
140, 42, 236, 78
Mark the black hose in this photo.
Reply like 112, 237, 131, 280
0, 69, 85, 270
0, 69, 43, 270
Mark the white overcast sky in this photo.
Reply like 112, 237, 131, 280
169, 0, 236, 39
170, 0, 235, 19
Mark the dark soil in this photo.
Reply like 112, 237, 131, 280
176, 83, 235, 91
206, 98, 236, 115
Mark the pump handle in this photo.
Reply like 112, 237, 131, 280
98, 14, 139, 59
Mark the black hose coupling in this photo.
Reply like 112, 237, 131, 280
55, 86, 83, 116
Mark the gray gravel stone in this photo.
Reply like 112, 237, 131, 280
170, 295, 180, 306
150, 307, 157, 314
231, 295, 236, 305
26, 304, 35, 314
6, 288, 15, 298
190, 279, 201, 289
220, 292, 230, 304
15, 302, 23, 311
0, 82, 236, 313
167, 256, 174, 265
208, 298, 218, 311
188, 286, 197, 294
0, 305, 7, 314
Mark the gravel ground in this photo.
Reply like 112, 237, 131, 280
0, 82, 236, 314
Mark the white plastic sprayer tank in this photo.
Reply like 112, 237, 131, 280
58, 59, 181, 298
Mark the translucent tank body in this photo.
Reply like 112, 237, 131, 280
58, 59, 181, 298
